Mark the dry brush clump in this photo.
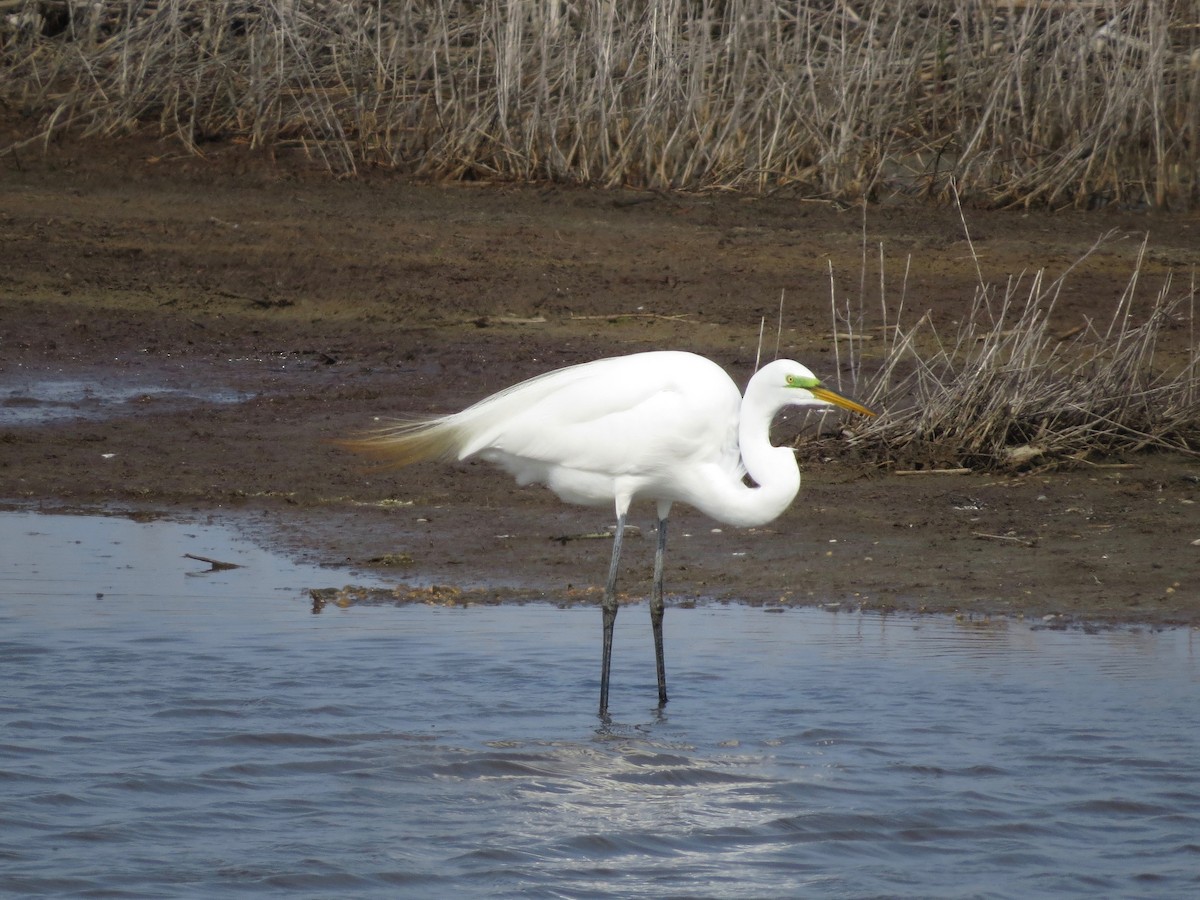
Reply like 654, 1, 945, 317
823, 237, 1200, 471
2, 0, 1199, 207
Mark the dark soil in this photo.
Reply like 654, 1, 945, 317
2, 139, 1198, 625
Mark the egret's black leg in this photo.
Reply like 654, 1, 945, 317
651, 515, 669, 706
599, 513, 626, 717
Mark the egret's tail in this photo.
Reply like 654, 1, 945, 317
337, 418, 465, 468
339, 356, 621, 469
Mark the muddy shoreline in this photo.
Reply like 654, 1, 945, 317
2, 144, 1198, 625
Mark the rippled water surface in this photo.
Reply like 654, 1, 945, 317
2, 511, 1198, 898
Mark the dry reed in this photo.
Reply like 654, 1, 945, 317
3, 0, 1199, 207
823, 233, 1200, 470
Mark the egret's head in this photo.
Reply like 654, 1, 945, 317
757, 359, 876, 417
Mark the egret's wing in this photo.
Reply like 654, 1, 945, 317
342, 351, 742, 477
461, 353, 741, 476
340, 355, 636, 466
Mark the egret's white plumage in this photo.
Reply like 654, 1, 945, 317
343, 350, 874, 715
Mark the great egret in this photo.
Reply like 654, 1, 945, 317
343, 350, 874, 716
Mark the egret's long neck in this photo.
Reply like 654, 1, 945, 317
692, 383, 801, 529
737, 388, 802, 523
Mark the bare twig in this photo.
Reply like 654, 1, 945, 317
183, 553, 242, 571
972, 532, 1037, 548
568, 313, 689, 321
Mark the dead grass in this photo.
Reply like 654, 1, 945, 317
823, 232, 1200, 471
3, 0, 1199, 207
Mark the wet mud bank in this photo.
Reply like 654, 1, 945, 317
2, 146, 1198, 624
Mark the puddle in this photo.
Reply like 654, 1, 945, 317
1, 510, 1198, 898
0, 378, 248, 426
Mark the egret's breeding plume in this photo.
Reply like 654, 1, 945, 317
342, 351, 874, 716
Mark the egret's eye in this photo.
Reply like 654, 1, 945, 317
786, 374, 820, 389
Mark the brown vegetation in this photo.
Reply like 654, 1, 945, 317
835, 231, 1200, 470
3, 0, 1199, 207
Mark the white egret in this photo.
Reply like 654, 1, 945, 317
343, 350, 874, 716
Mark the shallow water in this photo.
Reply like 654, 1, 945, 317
2, 511, 1198, 898
0, 378, 247, 426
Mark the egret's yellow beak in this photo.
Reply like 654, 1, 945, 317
810, 386, 877, 417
